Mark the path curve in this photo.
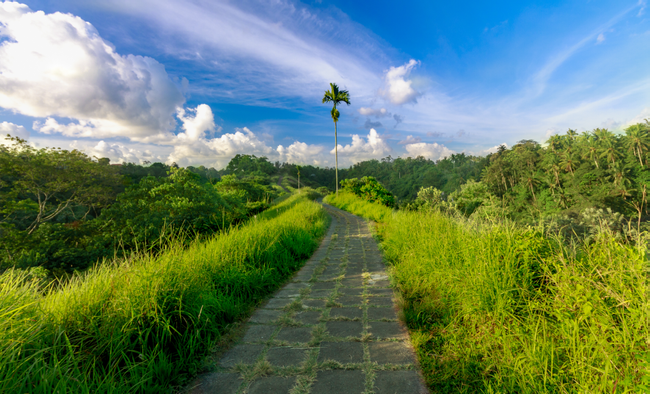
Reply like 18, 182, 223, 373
187, 203, 429, 394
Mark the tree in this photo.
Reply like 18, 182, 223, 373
0, 136, 121, 234
322, 82, 351, 196
624, 123, 650, 167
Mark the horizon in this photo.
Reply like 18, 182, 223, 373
1, 0, 649, 169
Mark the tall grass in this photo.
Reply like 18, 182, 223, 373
326, 193, 649, 393
0, 193, 329, 393
323, 192, 393, 223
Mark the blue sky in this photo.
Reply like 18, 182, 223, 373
0, 0, 649, 168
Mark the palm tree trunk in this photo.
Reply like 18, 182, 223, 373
335, 120, 339, 196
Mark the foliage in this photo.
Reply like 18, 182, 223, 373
226, 154, 276, 176
0, 136, 122, 234
0, 193, 329, 393
100, 167, 231, 247
327, 192, 649, 393
340, 176, 395, 207
481, 122, 650, 223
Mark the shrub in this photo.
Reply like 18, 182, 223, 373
340, 176, 395, 207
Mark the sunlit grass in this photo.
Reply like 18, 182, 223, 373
326, 192, 649, 393
0, 192, 329, 393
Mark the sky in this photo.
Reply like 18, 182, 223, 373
0, 0, 649, 169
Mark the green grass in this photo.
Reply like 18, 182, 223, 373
326, 192, 649, 393
323, 192, 393, 223
0, 193, 330, 393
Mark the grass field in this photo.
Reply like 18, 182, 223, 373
325, 192, 649, 393
0, 192, 330, 393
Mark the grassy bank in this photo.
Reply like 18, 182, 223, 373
325, 192, 649, 393
0, 192, 330, 393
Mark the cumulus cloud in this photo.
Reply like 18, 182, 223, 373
168, 126, 275, 168
176, 104, 219, 142
71, 140, 166, 164
381, 59, 421, 105
597, 33, 605, 43
426, 131, 444, 138
277, 141, 326, 166
403, 142, 453, 161
358, 107, 389, 118
0, 121, 29, 140
0, 3, 185, 142
398, 135, 421, 144
331, 129, 391, 164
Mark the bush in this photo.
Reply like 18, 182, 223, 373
340, 176, 395, 207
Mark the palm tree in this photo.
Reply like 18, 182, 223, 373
582, 134, 600, 169
322, 83, 351, 196
624, 124, 650, 167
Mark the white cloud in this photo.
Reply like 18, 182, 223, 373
381, 59, 421, 105
398, 135, 421, 144
0, 121, 29, 140
331, 129, 391, 164
358, 107, 389, 118
109, 0, 383, 103
71, 140, 165, 164
597, 33, 605, 43
168, 126, 275, 169
0, 3, 185, 142
277, 141, 326, 166
472, 143, 508, 157
403, 142, 453, 161
176, 104, 219, 142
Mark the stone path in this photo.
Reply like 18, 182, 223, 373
186, 204, 428, 394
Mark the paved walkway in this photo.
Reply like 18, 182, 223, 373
187, 204, 428, 394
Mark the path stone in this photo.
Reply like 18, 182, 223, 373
295, 310, 322, 325
326, 321, 363, 338
186, 203, 428, 393
329, 307, 363, 320
275, 327, 312, 343
367, 307, 398, 320
369, 342, 416, 364
312, 370, 365, 394
303, 299, 327, 308
266, 347, 308, 367
248, 376, 296, 393
242, 325, 276, 343
311, 282, 336, 290
336, 296, 363, 306
374, 371, 428, 394
317, 342, 364, 364
218, 344, 263, 368
368, 321, 407, 339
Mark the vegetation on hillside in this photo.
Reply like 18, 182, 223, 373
0, 139, 280, 276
